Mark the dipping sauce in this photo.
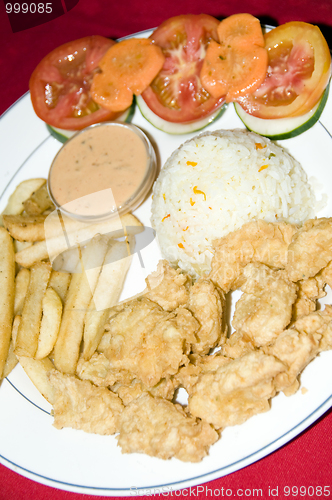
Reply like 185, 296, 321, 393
48, 123, 156, 219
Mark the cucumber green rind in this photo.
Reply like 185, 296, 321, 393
47, 124, 69, 143
234, 83, 330, 141
46, 101, 136, 143
136, 94, 228, 135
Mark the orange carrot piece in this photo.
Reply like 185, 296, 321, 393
91, 38, 165, 112
225, 46, 268, 102
217, 13, 265, 48
201, 14, 268, 102
200, 40, 232, 99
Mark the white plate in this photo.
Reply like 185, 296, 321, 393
1, 31, 332, 495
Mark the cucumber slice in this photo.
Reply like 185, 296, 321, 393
47, 102, 136, 143
234, 84, 330, 140
136, 94, 227, 134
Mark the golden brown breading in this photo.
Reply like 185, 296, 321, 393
232, 263, 297, 346
263, 328, 321, 396
186, 278, 226, 354
286, 218, 332, 282
292, 306, 332, 353
49, 370, 123, 435
112, 377, 177, 406
98, 298, 198, 388
188, 351, 285, 429
210, 220, 297, 293
143, 260, 192, 311
117, 393, 218, 462
292, 275, 326, 320
222, 331, 256, 359
77, 353, 177, 405
174, 353, 231, 394
76, 352, 134, 388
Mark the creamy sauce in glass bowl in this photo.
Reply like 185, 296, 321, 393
48, 122, 157, 220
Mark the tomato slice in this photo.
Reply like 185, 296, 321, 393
30, 36, 121, 130
236, 22, 331, 119
141, 14, 226, 123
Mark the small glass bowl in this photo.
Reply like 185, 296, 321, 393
47, 122, 157, 222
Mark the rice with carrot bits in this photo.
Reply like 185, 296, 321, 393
151, 129, 326, 277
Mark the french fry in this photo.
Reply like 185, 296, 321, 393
83, 238, 134, 360
0, 228, 15, 379
14, 262, 51, 358
44, 212, 143, 264
35, 288, 63, 360
14, 268, 30, 316
23, 184, 54, 216
13, 240, 33, 253
17, 356, 55, 404
15, 213, 142, 268
3, 214, 46, 241
15, 240, 48, 268
11, 314, 21, 349
53, 236, 109, 375
0, 178, 46, 225
48, 271, 71, 304
2, 315, 21, 378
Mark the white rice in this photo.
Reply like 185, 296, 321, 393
151, 129, 326, 276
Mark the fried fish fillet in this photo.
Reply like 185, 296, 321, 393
117, 393, 218, 462
143, 260, 192, 311
210, 220, 297, 293
292, 275, 326, 320
232, 263, 297, 347
186, 278, 226, 354
188, 351, 285, 429
77, 352, 134, 388
49, 370, 123, 435
286, 218, 332, 282
98, 298, 198, 388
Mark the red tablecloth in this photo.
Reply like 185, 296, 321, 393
1, 1, 332, 498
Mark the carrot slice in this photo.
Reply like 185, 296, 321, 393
91, 38, 165, 112
217, 13, 265, 48
200, 14, 268, 102
200, 40, 232, 98
225, 46, 268, 101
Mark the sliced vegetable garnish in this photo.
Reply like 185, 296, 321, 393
91, 38, 165, 112
236, 22, 332, 119
140, 14, 226, 125
217, 13, 265, 47
234, 83, 330, 140
29, 36, 120, 130
200, 14, 268, 102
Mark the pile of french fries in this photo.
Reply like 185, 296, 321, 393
0, 178, 142, 404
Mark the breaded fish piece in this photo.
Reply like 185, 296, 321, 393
144, 260, 192, 311
188, 351, 286, 429
174, 353, 231, 394
98, 298, 198, 388
77, 352, 177, 405
292, 306, 332, 353
49, 370, 123, 435
292, 275, 326, 320
232, 263, 297, 346
286, 218, 332, 282
117, 393, 218, 462
222, 331, 256, 359
210, 220, 297, 292
263, 329, 321, 396
187, 278, 226, 354
112, 377, 177, 406
77, 352, 134, 388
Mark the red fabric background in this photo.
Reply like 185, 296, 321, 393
1, 1, 332, 498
